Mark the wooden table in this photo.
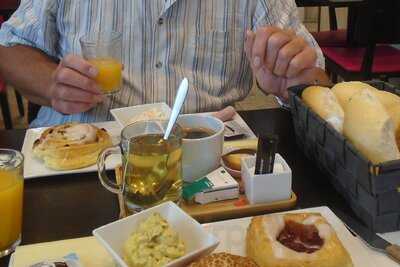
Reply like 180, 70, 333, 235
0, 109, 357, 266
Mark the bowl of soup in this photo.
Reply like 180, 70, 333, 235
177, 114, 224, 182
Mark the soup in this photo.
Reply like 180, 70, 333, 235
182, 127, 215, 139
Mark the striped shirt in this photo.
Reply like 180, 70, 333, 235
0, 0, 324, 127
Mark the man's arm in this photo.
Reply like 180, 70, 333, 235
0, 45, 104, 114
0, 45, 56, 106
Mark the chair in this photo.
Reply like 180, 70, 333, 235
0, 79, 12, 129
310, 0, 364, 47
0, 14, 25, 129
322, 0, 400, 81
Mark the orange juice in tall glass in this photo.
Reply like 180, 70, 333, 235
0, 149, 23, 257
89, 58, 122, 93
80, 31, 123, 94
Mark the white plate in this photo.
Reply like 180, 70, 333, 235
93, 201, 219, 267
21, 121, 122, 179
110, 102, 172, 128
203, 206, 393, 267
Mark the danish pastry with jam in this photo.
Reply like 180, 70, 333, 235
32, 123, 112, 170
246, 213, 353, 267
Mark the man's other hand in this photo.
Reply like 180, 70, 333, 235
244, 26, 324, 101
49, 54, 104, 114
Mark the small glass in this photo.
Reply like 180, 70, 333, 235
97, 120, 183, 213
80, 31, 123, 94
0, 149, 24, 258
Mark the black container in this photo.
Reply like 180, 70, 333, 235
288, 81, 400, 232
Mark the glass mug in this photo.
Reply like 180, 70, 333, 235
97, 120, 183, 212
80, 31, 123, 94
0, 149, 24, 257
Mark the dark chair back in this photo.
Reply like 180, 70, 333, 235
351, 0, 400, 45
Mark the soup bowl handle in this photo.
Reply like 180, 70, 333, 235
97, 145, 123, 194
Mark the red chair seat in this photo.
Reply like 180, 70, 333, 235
312, 29, 348, 47
322, 45, 400, 73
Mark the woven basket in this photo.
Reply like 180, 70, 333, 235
288, 81, 400, 232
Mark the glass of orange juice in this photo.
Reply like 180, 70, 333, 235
80, 31, 123, 94
0, 149, 23, 258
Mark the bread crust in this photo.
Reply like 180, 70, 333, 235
189, 252, 258, 267
32, 123, 112, 170
302, 86, 344, 133
343, 89, 400, 164
246, 213, 353, 267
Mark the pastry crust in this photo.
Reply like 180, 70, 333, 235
188, 252, 258, 267
246, 213, 353, 267
32, 123, 112, 170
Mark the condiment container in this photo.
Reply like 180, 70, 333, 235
241, 154, 292, 204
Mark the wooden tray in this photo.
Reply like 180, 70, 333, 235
115, 167, 297, 223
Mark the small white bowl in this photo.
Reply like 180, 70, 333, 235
110, 102, 171, 128
93, 201, 220, 267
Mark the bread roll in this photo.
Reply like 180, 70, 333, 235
302, 86, 344, 133
331, 81, 376, 108
188, 253, 258, 267
386, 105, 400, 148
343, 89, 400, 164
246, 213, 353, 267
373, 90, 400, 109
33, 123, 112, 170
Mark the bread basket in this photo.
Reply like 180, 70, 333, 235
288, 81, 400, 232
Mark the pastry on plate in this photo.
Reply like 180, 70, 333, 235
246, 213, 353, 267
32, 123, 112, 170
189, 252, 258, 267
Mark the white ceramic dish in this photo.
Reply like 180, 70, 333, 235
203, 206, 382, 267
242, 154, 292, 204
110, 102, 172, 128
21, 121, 122, 179
93, 201, 219, 267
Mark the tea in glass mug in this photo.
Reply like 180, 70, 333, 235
98, 120, 183, 212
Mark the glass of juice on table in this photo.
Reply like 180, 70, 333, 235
0, 149, 23, 257
97, 120, 183, 213
80, 31, 123, 94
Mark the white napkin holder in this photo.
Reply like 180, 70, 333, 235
241, 154, 292, 205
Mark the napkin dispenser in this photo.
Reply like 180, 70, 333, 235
241, 154, 292, 204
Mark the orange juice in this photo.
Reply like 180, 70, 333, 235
90, 58, 122, 93
0, 169, 23, 251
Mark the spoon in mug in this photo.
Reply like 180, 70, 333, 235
163, 78, 189, 140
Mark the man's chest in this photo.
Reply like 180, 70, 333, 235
56, 0, 256, 51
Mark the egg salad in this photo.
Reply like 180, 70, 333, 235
123, 213, 186, 267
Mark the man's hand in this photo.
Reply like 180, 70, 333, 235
49, 54, 104, 114
244, 26, 327, 100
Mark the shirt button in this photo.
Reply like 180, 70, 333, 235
156, 62, 163, 68
158, 18, 164, 25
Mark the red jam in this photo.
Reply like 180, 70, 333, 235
277, 220, 324, 253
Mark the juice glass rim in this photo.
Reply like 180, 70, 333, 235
79, 31, 122, 47
0, 148, 24, 170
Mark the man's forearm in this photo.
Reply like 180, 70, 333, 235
0, 45, 57, 106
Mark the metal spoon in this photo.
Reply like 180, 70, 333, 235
163, 78, 189, 140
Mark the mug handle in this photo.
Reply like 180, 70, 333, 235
97, 145, 122, 194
